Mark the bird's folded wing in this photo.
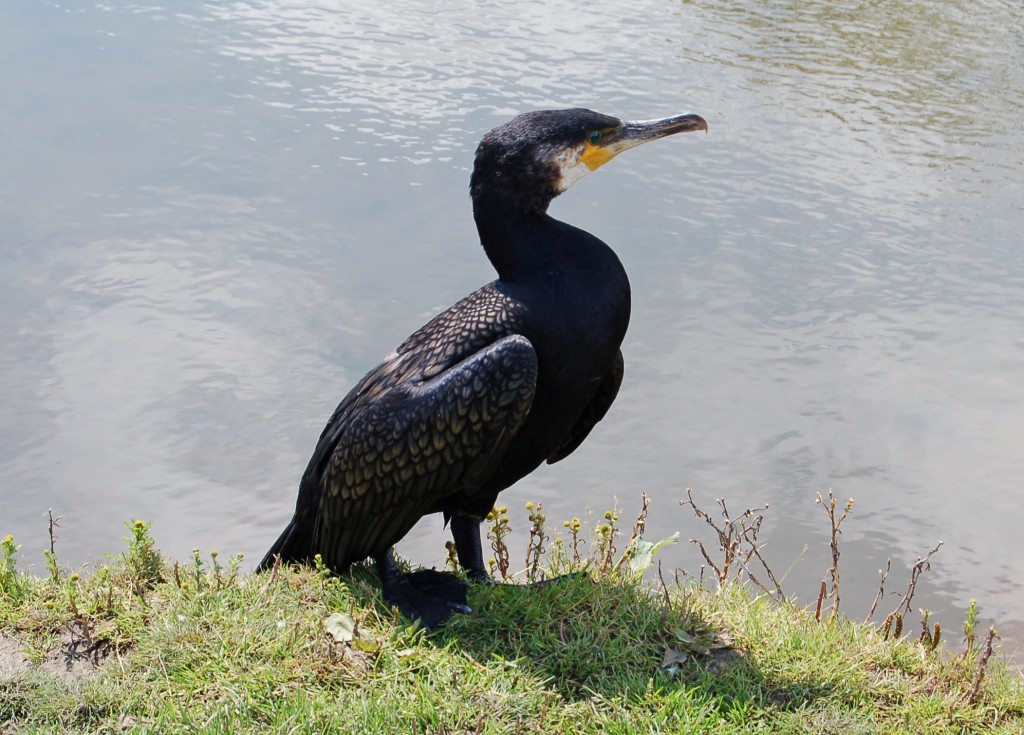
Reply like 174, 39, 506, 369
312, 334, 538, 568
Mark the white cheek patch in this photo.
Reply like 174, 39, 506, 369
551, 146, 592, 193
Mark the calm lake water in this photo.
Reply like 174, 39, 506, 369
2, 0, 1022, 659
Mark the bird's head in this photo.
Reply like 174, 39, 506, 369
470, 108, 708, 215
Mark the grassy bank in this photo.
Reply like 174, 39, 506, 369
2, 503, 1023, 734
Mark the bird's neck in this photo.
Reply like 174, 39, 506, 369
473, 198, 541, 280
473, 196, 615, 284
473, 193, 631, 368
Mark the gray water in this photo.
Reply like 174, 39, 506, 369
2, 0, 1023, 659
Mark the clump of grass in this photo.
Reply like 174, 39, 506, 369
963, 597, 979, 652
122, 519, 164, 592
1, 534, 28, 604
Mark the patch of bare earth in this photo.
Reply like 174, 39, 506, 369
0, 628, 111, 684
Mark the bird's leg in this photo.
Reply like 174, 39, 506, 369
375, 550, 471, 630
450, 514, 490, 583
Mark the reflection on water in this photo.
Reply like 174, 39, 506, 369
1, 0, 1022, 659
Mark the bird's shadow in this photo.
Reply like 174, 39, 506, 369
431, 574, 801, 708
345, 565, 838, 711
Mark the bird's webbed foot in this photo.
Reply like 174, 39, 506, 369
377, 554, 472, 631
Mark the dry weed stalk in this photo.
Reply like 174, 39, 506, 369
626, 492, 651, 548
680, 488, 784, 603
918, 609, 941, 653
612, 492, 651, 575
814, 580, 827, 622
816, 489, 854, 619
968, 626, 998, 704
885, 541, 943, 622
48, 508, 62, 558
876, 541, 942, 642
865, 559, 891, 623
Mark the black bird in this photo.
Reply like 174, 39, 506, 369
257, 108, 708, 628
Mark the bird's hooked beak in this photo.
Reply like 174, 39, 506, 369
579, 113, 709, 172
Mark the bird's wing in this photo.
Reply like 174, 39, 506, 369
291, 283, 519, 502
277, 284, 534, 570
312, 333, 537, 569
546, 349, 624, 464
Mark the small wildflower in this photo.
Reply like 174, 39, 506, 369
487, 504, 511, 579
444, 540, 459, 571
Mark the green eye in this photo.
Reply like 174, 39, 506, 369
588, 130, 602, 145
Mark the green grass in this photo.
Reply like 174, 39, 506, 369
1, 518, 1022, 734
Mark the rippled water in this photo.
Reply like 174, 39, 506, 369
2, 0, 1022, 657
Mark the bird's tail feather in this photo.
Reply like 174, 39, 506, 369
255, 518, 310, 572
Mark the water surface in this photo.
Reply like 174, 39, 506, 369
2, 0, 1022, 658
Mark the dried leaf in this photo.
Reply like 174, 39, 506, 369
662, 646, 689, 668
674, 628, 694, 644
674, 628, 710, 655
324, 612, 357, 642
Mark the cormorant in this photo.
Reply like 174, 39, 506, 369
257, 108, 708, 628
